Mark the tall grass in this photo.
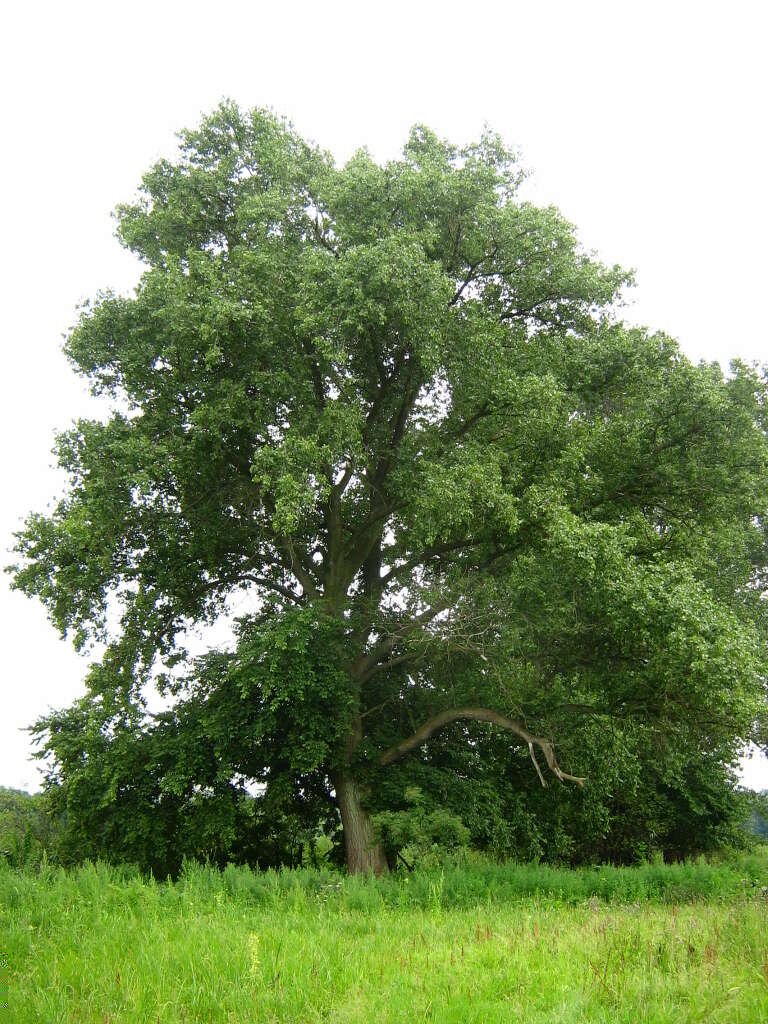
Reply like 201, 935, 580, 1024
6, 849, 763, 913
2, 852, 767, 1022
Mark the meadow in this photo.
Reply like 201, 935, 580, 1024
2, 853, 768, 1023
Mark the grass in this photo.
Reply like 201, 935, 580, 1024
2, 852, 768, 1022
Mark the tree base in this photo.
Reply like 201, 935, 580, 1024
333, 772, 388, 875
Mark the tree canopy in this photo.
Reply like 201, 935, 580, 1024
11, 103, 768, 872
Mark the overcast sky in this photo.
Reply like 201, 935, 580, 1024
2, 0, 767, 792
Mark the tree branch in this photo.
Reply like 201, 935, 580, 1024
352, 597, 455, 680
377, 537, 487, 589
312, 214, 338, 257
330, 464, 355, 501
282, 539, 321, 600
358, 650, 422, 684
298, 334, 326, 410
447, 244, 499, 306
185, 561, 305, 608
239, 575, 305, 606
378, 705, 585, 787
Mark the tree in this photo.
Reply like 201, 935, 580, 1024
746, 791, 768, 840
0, 787, 55, 868
10, 103, 768, 873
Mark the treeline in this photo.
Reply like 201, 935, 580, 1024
747, 796, 768, 839
3, 755, 767, 877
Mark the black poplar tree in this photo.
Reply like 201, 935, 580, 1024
11, 104, 768, 872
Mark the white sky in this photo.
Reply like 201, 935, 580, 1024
1, 0, 767, 792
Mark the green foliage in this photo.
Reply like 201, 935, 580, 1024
0, 788, 54, 869
31, 681, 340, 877
745, 790, 768, 840
364, 718, 757, 867
8, 102, 768, 871
372, 786, 470, 868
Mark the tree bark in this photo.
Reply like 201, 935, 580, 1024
332, 771, 388, 875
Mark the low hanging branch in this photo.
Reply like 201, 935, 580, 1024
378, 706, 586, 788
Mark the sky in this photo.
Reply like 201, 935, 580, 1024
1, 0, 767, 792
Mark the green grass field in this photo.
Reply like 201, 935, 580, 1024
3, 855, 768, 1022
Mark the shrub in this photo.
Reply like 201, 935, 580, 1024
372, 787, 470, 869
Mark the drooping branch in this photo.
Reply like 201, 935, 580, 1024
180, 560, 306, 610
378, 706, 586, 787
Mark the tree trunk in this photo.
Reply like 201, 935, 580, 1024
332, 772, 388, 875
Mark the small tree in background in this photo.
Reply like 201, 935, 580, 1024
0, 788, 55, 868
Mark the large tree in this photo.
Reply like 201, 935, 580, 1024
11, 104, 768, 872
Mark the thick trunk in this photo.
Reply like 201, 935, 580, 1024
333, 772, 388, 875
